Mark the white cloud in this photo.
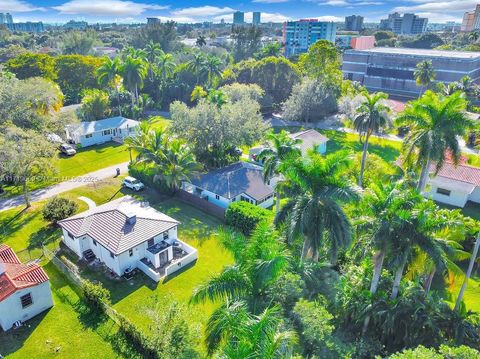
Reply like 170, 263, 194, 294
393, 0, 477, 13
252, 0, 289, 3
53, 0, 168, 16
310, 0, 383, 6
148, 15, 196, 23
0, 0, 44, 12
314, 15, 344, 21
213, 11, 290, 23
171, 6, 235, 17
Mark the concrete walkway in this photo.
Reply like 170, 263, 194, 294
0, 162, 129, 212
78, 196, 97, 209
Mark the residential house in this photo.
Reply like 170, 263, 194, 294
182, 162, 275, 209
58, 196, 197, 282
424, 162, 480, 208
65, 116, 140, 147
249, 129, 329, 163
0, 245, 53, 331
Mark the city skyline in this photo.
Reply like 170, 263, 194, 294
0, 0, 475, 24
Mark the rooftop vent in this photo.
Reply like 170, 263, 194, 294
126, 213, 136, 225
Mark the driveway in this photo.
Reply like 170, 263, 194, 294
0, 162, 129, 212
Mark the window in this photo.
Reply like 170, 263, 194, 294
129, 249, 133, 257
102, 129, 112, 136
215, 194, 220, 200
93, 239, 97, 246
110, 252, 114, 259
67, 232, 74, 240
148, 238, 155, 247
20, 293, 33, 308
436, 188, 451, 196
85, 133, 93, 138
163, 232, 169, 240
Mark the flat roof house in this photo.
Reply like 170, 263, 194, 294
58, 196, 197, 282
65, 116, 140, 147
182, 162, 275, 209
342, 48, 480, 100
0, 245, 53, 331
249, 129, 329, 163
424, 162, 480, 208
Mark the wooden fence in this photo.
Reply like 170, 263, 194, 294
175, 189, 226, 221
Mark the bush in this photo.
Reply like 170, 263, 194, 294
42, 196, 78, 223
128, 163, 171, 194
81, 279, 111, 309
225, 201, 271, 235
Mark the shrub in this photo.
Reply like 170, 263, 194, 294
42, 196, 78, 223
225, 201, 272, 235
81, 279, 111, 308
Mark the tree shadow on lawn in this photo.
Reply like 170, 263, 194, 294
28, 225, 61, 250
0, 207, 38, 244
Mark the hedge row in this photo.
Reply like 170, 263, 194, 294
225, 201, 272, 235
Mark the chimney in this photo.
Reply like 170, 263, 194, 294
126, 213, 136, 225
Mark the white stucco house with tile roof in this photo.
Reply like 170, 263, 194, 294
58, 196, 197, 282
423, 162, 480, 208
65, 116, 140, 147
182, 162, 275, 209
249, 129, 329, 163
0, 244, 53, 331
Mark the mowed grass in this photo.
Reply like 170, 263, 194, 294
0, 263, 119, 359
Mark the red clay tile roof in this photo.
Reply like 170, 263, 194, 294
0, 244, 49, 302
431, 162, 480, 187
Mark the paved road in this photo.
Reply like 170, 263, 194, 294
0, 162, 129, 212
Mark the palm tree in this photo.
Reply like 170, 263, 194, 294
156, 51, 175, 82
205, 55, 223, 86
122, 46, 146, 60
190, 85, 207, 103
353, 92, 391, 187
155, 139, 202, 193
144, 41, 162, 80
276, 151, 359, 263
396, 91, 473, 192
196, 35, 207, 47
205, 300, 297, 357
469, 31, 479, 43
120, 56, 147, 106
258, 131, 302, 214
414, 60, 436, 95
96, 57, 123, 115
124, 122, 168, 164
456, 76, 478, 98
188, 52, 207, 85
455, 232, 480, 311
206, 89, 228, 108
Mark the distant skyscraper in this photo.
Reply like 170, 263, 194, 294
283, 19, 337, 57
146, 17, 161, 26
233, 11, 244, 25
253, 12, 261, 25
0, 13, 5, 24
379, 12, 427, 35
345, 15, 363, 31
6, 13, 13, 24
462, 4, 480, 31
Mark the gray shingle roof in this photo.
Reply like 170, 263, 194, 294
190, 162, 273, 201
291, 129, 328, 154
58, 196, 179, 254
66, 116, 139, 136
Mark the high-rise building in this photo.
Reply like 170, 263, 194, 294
6, 21, 44, 33
345, 15, 363, 31
6, 13, 13, 24
233, 11, 244, 25
0, 13, 5, 24
462, 5, 480, 31
283, 19, 337, 57
147, 17, 161, 26
64, 20, 88, 30
379, 12, 428, 35
253, 12, 261, 25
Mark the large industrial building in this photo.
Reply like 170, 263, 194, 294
283, 19, 336, 57
379, 12, 428, 35
342, 47, 480, 99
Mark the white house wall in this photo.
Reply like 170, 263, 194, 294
424, 185, 470, 207
77, 126, 138, 148
0, 282, 53, 331
469, 187, 480, 204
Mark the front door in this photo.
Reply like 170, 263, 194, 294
159, 250, 168, 266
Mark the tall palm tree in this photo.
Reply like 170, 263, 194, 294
124, 122, 168, 164
205, 55, 223, 86
414, 60, 436, 95
396, 91, 473, 192
258, 131, 302, 214
156, 51, 176, 82
155, 139, 202, 193
188, 52, 207, 85
120, 56, 147, 106
206, 300, 297, 358
455, 232, 480, 311
144, 41, 162, 80
469, 31, 479, 43
196, 35, 207, 47
353, 92, 391, 187
96, 57, 123, 116
276, 151, 359, 263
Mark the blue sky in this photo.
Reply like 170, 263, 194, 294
0, 0, 476, 24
